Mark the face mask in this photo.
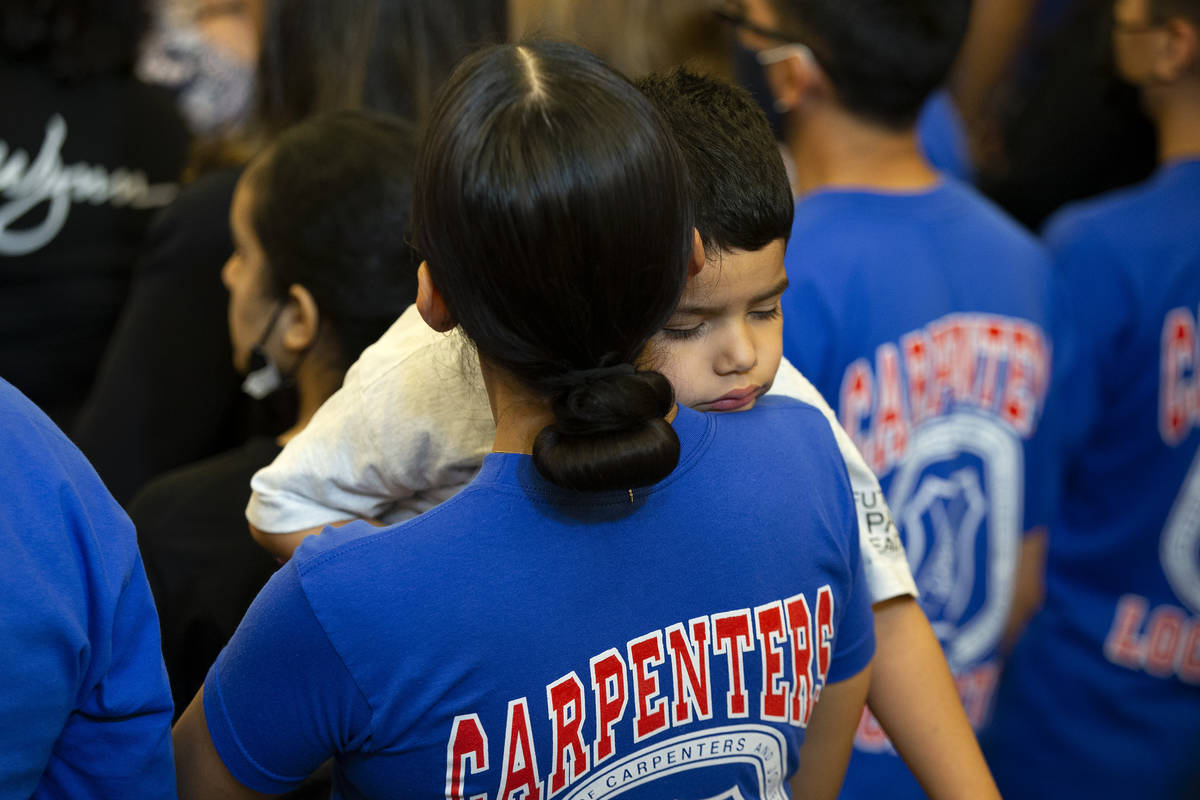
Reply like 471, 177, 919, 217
732, 38, 788, 141
241, 346, 285, 400
241, 303, 287, 400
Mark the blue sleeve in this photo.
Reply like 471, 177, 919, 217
826, 509, 876, 684
0, 380, 175, 799
203, 562, 374, 794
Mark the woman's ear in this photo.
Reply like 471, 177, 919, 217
688, 228, 706, 278
416, 262, 456, 332
281, 284, 320, 352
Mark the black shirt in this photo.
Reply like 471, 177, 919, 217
129, 434, 282, 717
0, 65, 189, 426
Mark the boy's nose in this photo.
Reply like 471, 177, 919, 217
717, 324, 758, 375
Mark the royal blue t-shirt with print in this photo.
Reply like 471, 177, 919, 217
981, 159, 1200, 799
204, 400, 875, 799
779, 179, 1064, 799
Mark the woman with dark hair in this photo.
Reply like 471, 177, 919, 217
129, 110, 420, 720
174, 41, 873, 800
74, 0, 506, 504
0, 0, 189, 426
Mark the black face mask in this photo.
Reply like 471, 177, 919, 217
732, 37, 788, 141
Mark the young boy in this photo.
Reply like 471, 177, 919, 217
982, 0, 1200, 795
729, 0, 1055, 796
246, 68, 990, 796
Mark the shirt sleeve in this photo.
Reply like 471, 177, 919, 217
203, 562, 374, 794
826, 484, 877, 685
246, 306, 494, 533
771, 359, 918, 604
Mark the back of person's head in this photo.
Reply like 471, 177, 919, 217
1, 0, 147, 79
254, 0, 506, 141
637, 67, 793, 255
770, 0, 971, 129
414, 41, 694, 492
245, 111, 420, 372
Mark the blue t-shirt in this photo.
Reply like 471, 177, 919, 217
981, 159, 1200, 799
203, 400, 875, 799
0, 379, 175, 798
779, 180, 1062, 799
918, 90, 973, 183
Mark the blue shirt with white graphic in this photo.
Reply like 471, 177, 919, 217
203, 400, 874, 799
779, 179, 1063, 799
981, 159, 1200, 799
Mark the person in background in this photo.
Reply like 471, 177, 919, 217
0, 378, 174, 798
0, 0, 189, 427
74, 0, 505, 505
730, 0, 1071, 797
174, 40, 874, 799
130, 110, 420, 720
973, 0, 1159, 229
981, 0, 1200, 795
138, 0, 266, 138
510, 0, 732, 78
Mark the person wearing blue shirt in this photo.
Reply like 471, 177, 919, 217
173, 41, 875, 799
981, 0, 1200, 796
0, 378, 175, 798
730, 0, 1068, 797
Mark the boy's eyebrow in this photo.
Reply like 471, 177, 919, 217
675, 277, 791, 316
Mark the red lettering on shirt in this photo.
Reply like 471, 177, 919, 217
665, 617, 712, 726
815, 586, 835, 689
755, 601, 791, 722
589, 649, 628, 764
784, 592, 814, 727
446, 714, 489, 800
546, 673, 588, 794
627, 632, 669, 742
902, 330, 933, 426
1104, 594, 1200, 685
1160, 306, 1198, 446
498, 698, 542, 800
837, 313, 1050, 474
712, 609, 754, 718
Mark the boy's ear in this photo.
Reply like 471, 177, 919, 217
417, 262, 456, 332
281, 284, 320, 352
688, 228, 706, 278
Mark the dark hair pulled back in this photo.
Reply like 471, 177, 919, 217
413, 41, 695, 492
247, 111, 421, 372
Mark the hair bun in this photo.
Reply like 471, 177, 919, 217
533, 369, 681, 492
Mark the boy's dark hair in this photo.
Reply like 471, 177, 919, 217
770, 0, 971, 130
247, 111, 421, 372
415, 41, 694, 493
637, 68, 793, 255
1, 0, 148, 80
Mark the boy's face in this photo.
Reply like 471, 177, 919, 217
645, 240, 788, 413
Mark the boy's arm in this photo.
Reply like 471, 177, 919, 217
789, 665, 872, 800
867, 597, 1002, 800
246, 305, 494, 537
